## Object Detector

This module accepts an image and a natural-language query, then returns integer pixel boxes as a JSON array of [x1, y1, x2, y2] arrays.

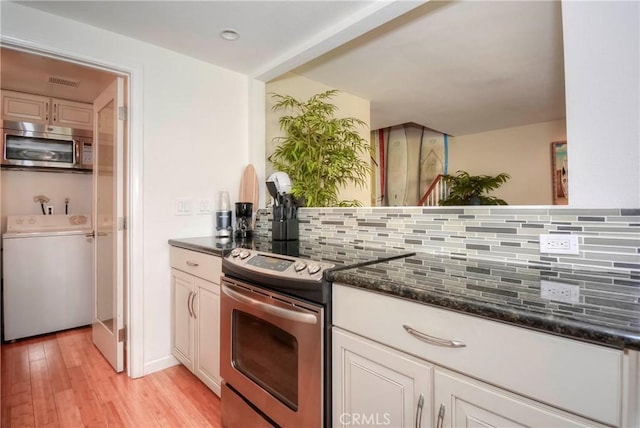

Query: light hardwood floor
[[1, 326, 222, 427]]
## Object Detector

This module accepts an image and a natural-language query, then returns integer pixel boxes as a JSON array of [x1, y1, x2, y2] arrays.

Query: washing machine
[[2, 214, 93, 341]]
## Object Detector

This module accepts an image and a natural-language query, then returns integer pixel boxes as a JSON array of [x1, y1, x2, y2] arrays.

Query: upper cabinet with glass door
[[1, 90, 93, 130]]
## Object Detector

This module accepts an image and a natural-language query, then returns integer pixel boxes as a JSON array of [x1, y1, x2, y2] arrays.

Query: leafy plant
[[268, 89, 371, 207], [439, 170, 511, 206]]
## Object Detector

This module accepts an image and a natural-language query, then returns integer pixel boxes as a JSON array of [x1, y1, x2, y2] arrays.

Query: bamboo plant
[[268, 90, 371, 207]]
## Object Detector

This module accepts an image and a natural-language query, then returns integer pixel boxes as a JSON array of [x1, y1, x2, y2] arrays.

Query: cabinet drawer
[[170, 247, 221, 284], [332, 284, 623, 426]]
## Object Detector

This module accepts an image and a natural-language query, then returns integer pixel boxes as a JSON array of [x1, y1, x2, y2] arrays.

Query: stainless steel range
[[220, 247, 335, 428]]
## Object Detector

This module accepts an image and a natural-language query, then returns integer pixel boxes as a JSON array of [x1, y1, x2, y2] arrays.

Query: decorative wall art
[[371, 123, 448, 206], [551, 141, 568, 205]]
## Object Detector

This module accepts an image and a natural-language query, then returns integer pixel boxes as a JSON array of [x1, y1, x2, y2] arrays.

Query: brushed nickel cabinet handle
[[415, 393, 425, 428], [186, 291, 194, 317], [436, 403, 445, 428], [191, 290, 197, 319], [403, 324, 466, 348], [186, 260, 199, 267]]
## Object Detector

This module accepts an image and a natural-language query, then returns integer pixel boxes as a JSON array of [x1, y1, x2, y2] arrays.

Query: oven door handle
[[222, 284, 318, 325]]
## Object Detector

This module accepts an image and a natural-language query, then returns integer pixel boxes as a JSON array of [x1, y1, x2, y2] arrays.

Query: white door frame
[[1, 35, 145, 378]]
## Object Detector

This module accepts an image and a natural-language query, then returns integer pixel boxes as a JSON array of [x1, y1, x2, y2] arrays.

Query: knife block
[[271, 218, 299, 241]]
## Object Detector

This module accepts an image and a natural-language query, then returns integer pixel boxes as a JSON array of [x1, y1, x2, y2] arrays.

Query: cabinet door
[[2, 90, 49, 123], [171, 268, 195, 370], [194, 278, 221, 396], [333, 328, 432, 428], [52, 98, 93, 129], [434, 368, 608, 428]]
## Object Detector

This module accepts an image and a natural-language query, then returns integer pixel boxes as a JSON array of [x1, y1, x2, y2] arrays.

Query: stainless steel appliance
[[221, 248, 335, 428], [234, 202, 253, 238], [216, 191, 233, 238], [1, 120, 92, 172]]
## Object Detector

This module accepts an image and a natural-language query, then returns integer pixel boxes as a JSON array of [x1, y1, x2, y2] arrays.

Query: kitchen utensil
[[239, 164, 259, 207], [266, 181, 278, 203], [266, 172, 292, 195]]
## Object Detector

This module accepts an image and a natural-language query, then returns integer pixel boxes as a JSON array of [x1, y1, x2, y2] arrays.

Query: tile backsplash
[[256, 207, 640, 331], [256, 207, 640, 273]]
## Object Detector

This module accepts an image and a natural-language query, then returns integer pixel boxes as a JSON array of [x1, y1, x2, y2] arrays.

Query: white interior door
[[92, 76, 125, 372]]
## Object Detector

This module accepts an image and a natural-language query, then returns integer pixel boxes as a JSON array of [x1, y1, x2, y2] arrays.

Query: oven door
[[221, 277, 324, 428]]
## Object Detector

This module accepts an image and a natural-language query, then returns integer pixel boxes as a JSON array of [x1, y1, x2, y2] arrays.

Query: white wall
[[1, 170, 92, 232], [266, 73, 371, 206], [449, 120, 567, 206], [1, 3, 251, 374], [562, 1, 639, 208]]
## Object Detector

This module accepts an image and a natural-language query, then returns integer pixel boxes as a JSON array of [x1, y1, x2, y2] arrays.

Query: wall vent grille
[[48, 76, 80, 88]]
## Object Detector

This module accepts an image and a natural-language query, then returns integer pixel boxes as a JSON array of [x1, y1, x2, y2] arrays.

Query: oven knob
[[307, 264, 321, 275], [294, 261, 307, 272], [239, 250, 251, 259], [230, 248, 241, 258]]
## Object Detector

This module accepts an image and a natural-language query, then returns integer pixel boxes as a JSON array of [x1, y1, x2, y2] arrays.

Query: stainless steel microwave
[[1, 120, 92, 172]]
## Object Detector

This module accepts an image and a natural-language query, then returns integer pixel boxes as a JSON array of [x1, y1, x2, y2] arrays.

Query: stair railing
[[418, 174, 449, 206]]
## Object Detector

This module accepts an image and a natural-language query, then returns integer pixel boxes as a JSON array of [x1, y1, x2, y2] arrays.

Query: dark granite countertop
[[169, 236, 640, 350], [328, 252, 640, 351], [168, 236, 237, 256], [168, 235, 414, 268]]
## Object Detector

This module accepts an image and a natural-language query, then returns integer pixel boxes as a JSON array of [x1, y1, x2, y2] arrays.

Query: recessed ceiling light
[[220, 29, 239, 41]]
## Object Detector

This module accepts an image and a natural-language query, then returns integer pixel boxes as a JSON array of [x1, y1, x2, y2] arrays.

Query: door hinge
[[118, 327, 126, 343], [117, 217, 127, 231], [118, 106, 128, 120]]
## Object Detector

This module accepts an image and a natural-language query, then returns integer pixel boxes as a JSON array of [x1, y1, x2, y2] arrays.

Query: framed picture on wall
[[551, 141, 568, 205]]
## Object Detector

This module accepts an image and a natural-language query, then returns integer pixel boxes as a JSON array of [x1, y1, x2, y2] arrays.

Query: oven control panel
[[225, 248, 334, 281]]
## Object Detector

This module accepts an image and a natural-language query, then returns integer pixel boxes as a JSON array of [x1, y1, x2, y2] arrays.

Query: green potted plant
[[268, 90, 371, 207], [439, 170, 510, 205]]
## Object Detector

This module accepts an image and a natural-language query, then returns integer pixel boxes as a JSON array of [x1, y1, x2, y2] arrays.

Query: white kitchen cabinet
[[172, 268, 196, 368], [332, 283, 635, 428], [52, 98, 93, 129], [333, 327, 432, 428], [434, 368, 607, 428], [170, 246, 222, 396], [2, 90, 49, 123], [192, 278, 220, 393], [2, 90, 93, 129]]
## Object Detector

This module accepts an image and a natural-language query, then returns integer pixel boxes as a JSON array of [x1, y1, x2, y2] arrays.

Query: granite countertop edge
[[329, 270, 640, 351], [168, 238, 230, 257]]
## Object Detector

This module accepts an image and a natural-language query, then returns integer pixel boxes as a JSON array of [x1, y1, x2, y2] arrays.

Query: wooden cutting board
[[238, 164, 259, 209]]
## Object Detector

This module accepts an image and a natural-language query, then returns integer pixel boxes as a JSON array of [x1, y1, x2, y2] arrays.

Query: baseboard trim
[[143, 354, 180, 376]]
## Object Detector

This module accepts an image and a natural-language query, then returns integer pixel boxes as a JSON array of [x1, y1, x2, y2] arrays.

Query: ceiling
[[4, 0, 565, 136]]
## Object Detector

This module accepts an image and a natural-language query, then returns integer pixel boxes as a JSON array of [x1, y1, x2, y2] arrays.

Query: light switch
[[197, 198, 213, 215], [174, 198, 193, 216]]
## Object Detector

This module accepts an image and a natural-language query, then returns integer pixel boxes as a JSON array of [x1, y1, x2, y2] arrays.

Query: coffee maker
[[234, 202, 253, 239]]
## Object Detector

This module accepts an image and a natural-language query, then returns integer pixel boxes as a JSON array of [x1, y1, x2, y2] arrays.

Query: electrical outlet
[[46, 205, 54, 215], [539, 234, 579, 255], [173, 198, 193, 216], [540, 280, 580, 304]]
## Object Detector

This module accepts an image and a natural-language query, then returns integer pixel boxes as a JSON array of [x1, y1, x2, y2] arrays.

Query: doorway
[[0, 45, 134, 374]]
